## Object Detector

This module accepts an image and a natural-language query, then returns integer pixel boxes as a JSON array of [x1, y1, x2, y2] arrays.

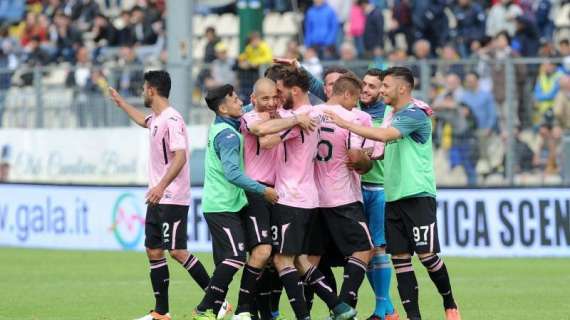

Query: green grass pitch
[[1, 248, 569, 319]]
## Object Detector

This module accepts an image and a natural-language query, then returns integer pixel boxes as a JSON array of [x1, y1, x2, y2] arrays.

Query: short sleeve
[[167, 117, 187, 151], [391, 108, 427, 137], [280, 126, 301, 141], [144, 114, 153, 127]]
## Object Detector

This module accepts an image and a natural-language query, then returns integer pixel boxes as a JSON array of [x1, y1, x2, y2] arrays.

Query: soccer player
[[312, 74, 375, 309], [109, 70, 211, 320], [324, 67, 462, 320], [251, 68, 356, 320], [357, 69, 399, 320], [233, 78, 282, 320], [193, 84, 280, 320]]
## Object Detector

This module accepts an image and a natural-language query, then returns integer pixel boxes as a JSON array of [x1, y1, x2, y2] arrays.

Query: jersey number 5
[[316, 127, 334, 162]]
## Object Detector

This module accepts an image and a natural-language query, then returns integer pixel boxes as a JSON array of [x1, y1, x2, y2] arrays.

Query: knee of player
[[168, 249, 187, 262], [250, 244, 272, 263], [146, 247, 165, 260]]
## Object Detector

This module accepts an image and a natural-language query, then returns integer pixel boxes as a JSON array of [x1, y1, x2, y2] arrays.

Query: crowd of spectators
[[1, 0, 570, 183]]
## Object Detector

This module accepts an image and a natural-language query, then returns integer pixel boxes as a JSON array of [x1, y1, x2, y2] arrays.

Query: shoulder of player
[[214, 128, 241, 147], [395, 106, 428, 122]]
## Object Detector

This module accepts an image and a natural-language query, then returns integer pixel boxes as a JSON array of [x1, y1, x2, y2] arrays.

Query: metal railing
[[0, 57, 569, 187]]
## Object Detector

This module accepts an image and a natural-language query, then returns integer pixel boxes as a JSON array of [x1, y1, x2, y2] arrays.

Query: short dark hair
[[332, 74, 362, 96], [496, 30, 511, 45], [205, 84, 234, 113], [323, 66, 350, 81], [264, 64, 287, 82], [281, 67, 310, 92], [144, 70, 171, 98], [364, 68, 385, 81], [384, 66, 414, 88], [560, 39, 569, 46]]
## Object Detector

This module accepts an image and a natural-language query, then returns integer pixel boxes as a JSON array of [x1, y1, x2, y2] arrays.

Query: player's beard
[[282, 92, 294, 110], [144, 96, 152, 108], [361, 91, 382, 106]]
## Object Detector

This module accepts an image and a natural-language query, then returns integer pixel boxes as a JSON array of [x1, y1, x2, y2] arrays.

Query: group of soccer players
[[110, 61, 463, 320]]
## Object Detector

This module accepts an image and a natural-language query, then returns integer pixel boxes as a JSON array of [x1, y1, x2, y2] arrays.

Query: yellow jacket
[[239, 41, 273, 66]]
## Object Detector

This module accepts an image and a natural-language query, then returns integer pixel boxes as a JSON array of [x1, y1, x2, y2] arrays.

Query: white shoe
[[231, 312, 252, 320], [217, 300, 232, 320], [134, 311, 171, 320]]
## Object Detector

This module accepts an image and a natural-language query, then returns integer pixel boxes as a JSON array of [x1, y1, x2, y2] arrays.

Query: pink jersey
[[274, 105, 320, 209], [314, 104, 364, 207], [352, 108, 376, 150], [240, 110, 279, 185], [145, 107, 190, 205]]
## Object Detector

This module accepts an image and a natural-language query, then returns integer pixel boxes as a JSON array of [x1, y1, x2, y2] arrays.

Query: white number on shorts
[[271, 226, 278, 241], [162, 223, 170, 239], [412, 226, 429, 243]]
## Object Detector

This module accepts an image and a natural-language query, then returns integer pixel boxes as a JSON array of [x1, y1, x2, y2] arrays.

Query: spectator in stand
[[20, 36, 51, 86], [453, 0, 486, 58], [347, 0, 367, 58], [389, 0, 414, 54], [284, 38, 302, 61], [363, 0, 384, 58], [43, 0, 65, 19], [551, 75, 570, 174], [461, 71, 498, 174], [74, 0, 100, 32], [412, 0, 449, 53], [304, 0, 339, 60], [92, 14, 118, 48], [52, 12, 82, 63], [211, 42, 237, 87], [368, 46, 388, 70], [237, 32, 273, 104], [558, 39, 570, 75], [535, 0, 555, 43], [437, 44, 465, 81], [410, 39, 435, 90], [534, 59, 563, 125], [203, 26, 219, 63], [0, 0, 25, 25], [328, 0, 351, 45], [19, 12, 48, 48], [0, 34, 18, 127], [114, 45, 144, 97], [339, 41, 367, 76], [131, 6, 158, 45], [66, 46, 100, 127], [265, 0, 291, 12], [434, 79, 479, 185], [486, 0, 523, 37], [116, 10, 135, 46], [301, 47, 323, 79], [512, 15, 540, 58]]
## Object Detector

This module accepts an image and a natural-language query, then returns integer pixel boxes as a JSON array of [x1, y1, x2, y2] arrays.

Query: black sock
[[279, 266, 309, 319], [181, 254, 211, 290], [269, 266, 283, 314], [392, 257, 421, 319], [320, 264, 338, 294], [197, 258, 245, 314], [256, 268, 273, 320], [303, 281, 315, 312], [236, 264, 263, 314], [150, 258, 170, 315], [340, 256, 367, 308], [304, 265, 340, 310], [420, 254, 457, 310]]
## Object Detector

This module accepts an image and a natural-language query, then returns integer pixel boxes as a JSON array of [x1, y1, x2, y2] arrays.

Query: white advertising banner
[[0, 185, 569, 257], [0, 126, 208, 184], [0, 184, 211, 252]]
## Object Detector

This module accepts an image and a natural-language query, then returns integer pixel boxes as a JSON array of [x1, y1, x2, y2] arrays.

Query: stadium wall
[[0, 183, 568, 257]]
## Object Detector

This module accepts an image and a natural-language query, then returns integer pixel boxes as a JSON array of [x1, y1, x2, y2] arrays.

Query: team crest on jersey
[[153, 126, 158, 136], [238, 242, 245, 251], [262, 230, 268, 238], [226, 133, 236, 139]]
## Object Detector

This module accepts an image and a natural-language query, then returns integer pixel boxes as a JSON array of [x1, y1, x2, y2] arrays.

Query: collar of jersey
[[359, 100, 386, 119], [215, 115, 241, 130]]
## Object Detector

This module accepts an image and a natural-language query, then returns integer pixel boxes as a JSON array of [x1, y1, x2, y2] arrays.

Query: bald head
[[252, 78, 279, 113]]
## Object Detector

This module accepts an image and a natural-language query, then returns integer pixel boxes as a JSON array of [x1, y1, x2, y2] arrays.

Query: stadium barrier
[[0, 183, 568, 257]]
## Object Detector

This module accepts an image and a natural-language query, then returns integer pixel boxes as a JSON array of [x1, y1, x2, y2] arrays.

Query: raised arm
[[108, 87, 148, 128]]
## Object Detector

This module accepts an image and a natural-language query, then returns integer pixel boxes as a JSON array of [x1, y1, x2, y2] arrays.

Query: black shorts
[[385, 197, 440, 255], [205, 212, 247, 265], [271, 204, 314, 255], [145, 204, 189, 250], [321, 202, 374, 256], [303, 209, 328, 256], [242, 191, 273, 251]]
